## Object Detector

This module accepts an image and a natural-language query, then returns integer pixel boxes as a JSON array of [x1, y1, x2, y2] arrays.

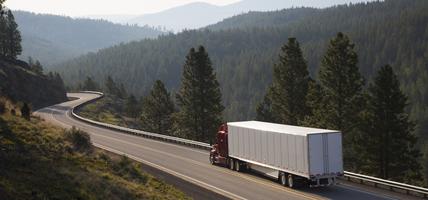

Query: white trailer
[[226, 121, 343, 187]]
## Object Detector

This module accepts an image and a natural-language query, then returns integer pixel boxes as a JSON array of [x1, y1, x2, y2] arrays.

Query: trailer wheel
[[287, 174, 294, 188], [229, 158, 235, 170], [235, 160, 240, 172], [279, 172, 287, 186]]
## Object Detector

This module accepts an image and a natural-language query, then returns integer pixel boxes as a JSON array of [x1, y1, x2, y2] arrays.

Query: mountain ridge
[[14, 11, 164, 66], [126, 0, 376, 32]]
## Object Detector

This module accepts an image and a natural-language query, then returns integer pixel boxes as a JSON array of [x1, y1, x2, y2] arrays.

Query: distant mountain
[[14, 11, 163, 66], [126, 0, 376, 32], [84, 14, 138, 24], [127, 2, 225, 32]]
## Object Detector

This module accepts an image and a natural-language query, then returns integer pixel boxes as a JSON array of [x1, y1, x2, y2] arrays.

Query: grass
[[78, 95, 141, 129], [0, 109, 190, 200]]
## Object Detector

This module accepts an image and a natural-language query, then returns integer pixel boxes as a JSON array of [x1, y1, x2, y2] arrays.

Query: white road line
[[94, 143, 248, 200], [338, 183, 399, 200], [45, 103, 248, 200]]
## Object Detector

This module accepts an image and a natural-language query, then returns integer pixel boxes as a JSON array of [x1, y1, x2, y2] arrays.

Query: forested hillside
[[0, 59, 67, 109], [0, 5, 67, 109], [14, 11, 163, 66], [53, 0, 428, 140], [205, 7, 317, 31]]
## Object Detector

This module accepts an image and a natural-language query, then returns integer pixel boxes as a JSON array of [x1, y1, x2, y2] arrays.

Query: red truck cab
[[209, 124, 229, 165]]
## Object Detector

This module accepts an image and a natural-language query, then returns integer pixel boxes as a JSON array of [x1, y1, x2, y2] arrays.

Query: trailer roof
[[227, 121, 340, 136]]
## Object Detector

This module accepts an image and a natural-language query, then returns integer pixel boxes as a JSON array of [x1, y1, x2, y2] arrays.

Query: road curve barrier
[[71, 91, 211, 150], [71, 91, 428, 199], [344, 171, 428, 198]]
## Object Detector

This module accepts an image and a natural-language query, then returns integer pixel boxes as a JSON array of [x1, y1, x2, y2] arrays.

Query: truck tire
[[235, 160, 240, 172], [287, 174, 294, 188], [279, 172, 287, 186], [209, 155, 215, 165], [229, 158, 235, 170]]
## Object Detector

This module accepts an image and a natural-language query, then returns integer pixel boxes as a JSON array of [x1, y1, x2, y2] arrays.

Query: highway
[[36, 93, 422, 200]]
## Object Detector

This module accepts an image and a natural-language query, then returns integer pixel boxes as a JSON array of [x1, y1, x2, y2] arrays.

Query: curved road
[[36, 93, 421, 200]]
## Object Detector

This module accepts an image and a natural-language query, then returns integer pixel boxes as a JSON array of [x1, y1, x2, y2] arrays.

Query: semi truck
[[209, 121, 343, 188]]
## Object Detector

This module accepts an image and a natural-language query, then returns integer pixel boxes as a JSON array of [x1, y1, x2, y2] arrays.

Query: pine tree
[[104, 76, 118, 95], [117, 83, 127, 99], [82, 77, 99, 91], [260, 38, 311, 125], [357, 65, 421, 182], [301, 79, 324, 127], [126, 94, 140, 119], [175, 46, 224, 142], [4, 10, 21, 59], [53, 73, 65, 91], [256, 87, 278, 122], [0, 1, 6, 57], [29, 59, 43, 74], [316, 32, 365, 169], [141, 80, 175, 134]]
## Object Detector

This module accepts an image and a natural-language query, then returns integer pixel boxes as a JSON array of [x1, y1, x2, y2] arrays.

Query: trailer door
[[308, 133, 343, 176]]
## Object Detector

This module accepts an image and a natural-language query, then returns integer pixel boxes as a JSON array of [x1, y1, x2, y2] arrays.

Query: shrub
[[98, 153, 111, 163], [0, 99, 5, 114], [113, 156, 148, 184], [65, 127, 92, 153], [21, 103, 31, 120]]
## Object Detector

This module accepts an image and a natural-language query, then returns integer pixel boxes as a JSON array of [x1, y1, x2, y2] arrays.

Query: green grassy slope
[[0, 104, 190, 200]]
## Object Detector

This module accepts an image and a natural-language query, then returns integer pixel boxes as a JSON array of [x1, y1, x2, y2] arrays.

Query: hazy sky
[[4, 0, 241, 16]]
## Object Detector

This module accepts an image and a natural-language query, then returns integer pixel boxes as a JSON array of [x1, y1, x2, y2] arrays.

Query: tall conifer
[[316, 32, 365, 169], [175, 46, 224, 142], [82, 77, 99, 91], [4, 10, 21, 59], [126, 94, 140, 119], [274, 38, 310, 125], [358, 65, 421, 181], [256, 87, 277, 122], [256, 38, 310, 125], [141, 80, 174, 134], [105, 76, 118, 95], [0, 0, 7, 57]]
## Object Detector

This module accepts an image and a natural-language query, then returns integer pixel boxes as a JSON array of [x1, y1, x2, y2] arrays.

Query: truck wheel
[[209, 155, 215, 165], [229, 158, 235, 170], [235, 160, 240, 172], [279, 172, 287, 186], [287, 174, 294, 188]]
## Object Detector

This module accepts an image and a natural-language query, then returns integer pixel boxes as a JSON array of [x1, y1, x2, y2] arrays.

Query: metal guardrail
[[71, 91, 428, 198], [343, 171, 428, 198], [71, 91, 211, 151]]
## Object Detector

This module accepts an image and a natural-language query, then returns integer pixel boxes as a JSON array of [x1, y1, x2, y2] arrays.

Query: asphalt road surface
[[35, 93, 423, 200]]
